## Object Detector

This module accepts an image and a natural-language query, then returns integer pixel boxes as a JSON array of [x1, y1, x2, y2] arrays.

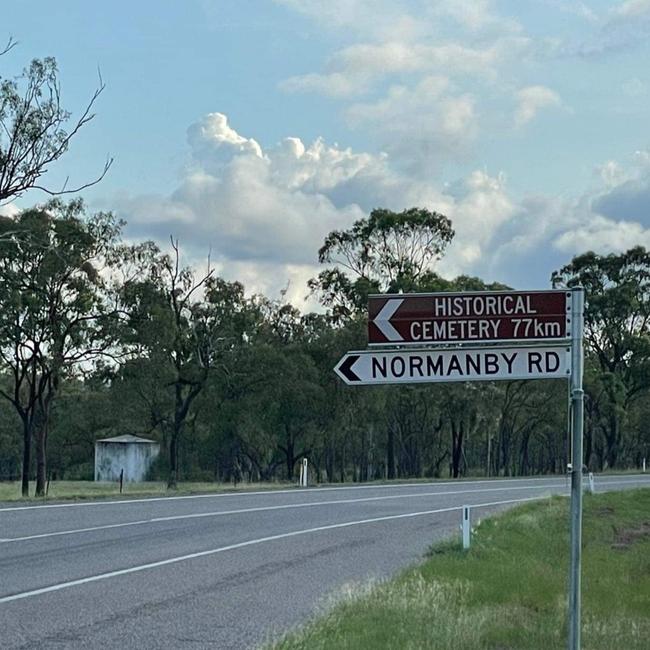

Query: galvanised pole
[[568, 286, 585, 650]]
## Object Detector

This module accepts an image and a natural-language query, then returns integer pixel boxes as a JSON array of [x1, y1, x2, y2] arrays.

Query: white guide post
[[568, 287, 585, 650], [462, 505, 471, 550], [300, 458, 308, 487]]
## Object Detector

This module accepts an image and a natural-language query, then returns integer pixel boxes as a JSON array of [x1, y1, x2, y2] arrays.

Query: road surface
[[1, 474, 649, 649]]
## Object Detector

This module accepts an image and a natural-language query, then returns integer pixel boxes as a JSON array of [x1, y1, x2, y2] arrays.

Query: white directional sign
[[334, 345, 571, 386]]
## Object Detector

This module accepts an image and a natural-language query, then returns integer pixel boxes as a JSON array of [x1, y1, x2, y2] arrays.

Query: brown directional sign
[[368, 290, 571, 346]]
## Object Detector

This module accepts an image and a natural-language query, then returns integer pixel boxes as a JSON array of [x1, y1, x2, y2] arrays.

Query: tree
[[122, 240, 241, 488], [0, 200, 125, 495], [552, 247, 650, 468], [309, 207, 454, 320], [0, 41, 111, 203]]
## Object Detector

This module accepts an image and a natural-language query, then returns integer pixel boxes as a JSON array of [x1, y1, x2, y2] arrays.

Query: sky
[[2, 0, 650, 309]]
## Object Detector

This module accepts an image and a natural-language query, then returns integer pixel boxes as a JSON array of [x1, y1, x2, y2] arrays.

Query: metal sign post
[[568, 287, 585, 650]]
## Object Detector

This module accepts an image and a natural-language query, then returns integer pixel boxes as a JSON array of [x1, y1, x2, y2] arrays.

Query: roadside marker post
[[334, 287, 584, 650], [299, 458, 309, 487], [462, 506, 471, 550], [587, 472, 595, 494]]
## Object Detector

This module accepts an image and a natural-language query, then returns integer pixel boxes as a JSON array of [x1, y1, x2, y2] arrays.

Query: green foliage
[[553, 247, 650, 468], [310, 207, 454, 320], [0, 201, 649, 493], [0, 47, 110, 202], [0, 200, 125, 494]]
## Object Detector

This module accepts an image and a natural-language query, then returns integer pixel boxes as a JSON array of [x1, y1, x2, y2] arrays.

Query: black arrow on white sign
[[336, 354, 361, 383]]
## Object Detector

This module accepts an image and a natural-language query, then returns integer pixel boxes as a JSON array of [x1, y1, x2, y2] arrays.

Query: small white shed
[[94, 435, 160, 482]]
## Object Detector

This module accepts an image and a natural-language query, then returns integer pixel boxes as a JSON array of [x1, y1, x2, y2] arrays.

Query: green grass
[[1, 472, 644, 503], [0, 479, 295, 502], [270, 489, 650, 650]]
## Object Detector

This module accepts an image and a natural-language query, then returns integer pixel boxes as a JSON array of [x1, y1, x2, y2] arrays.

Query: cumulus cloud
[[114, 112, 650, 306], [514, 85, 563, 127]]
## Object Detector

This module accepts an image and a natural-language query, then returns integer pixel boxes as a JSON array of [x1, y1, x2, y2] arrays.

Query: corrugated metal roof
[[95, 434, 158, 444]]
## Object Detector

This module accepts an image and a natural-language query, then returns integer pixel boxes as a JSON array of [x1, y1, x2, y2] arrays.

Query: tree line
[[1, 46, 649, 496], [0, 201, 649, 496]]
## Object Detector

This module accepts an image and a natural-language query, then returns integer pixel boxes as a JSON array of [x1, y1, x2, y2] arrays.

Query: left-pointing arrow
[[335, 354, 361, 383], [374, 298, 404, 342]]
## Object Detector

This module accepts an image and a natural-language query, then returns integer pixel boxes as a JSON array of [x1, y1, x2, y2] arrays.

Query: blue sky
[[3, 0, 650, 307]]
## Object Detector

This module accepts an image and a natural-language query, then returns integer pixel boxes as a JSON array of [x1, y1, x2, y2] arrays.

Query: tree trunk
[[451, 421, 464, 479], [21, 419, 31, 497], [285, 439, 295, 481], [605, 413, 620, 468], [387, 427, 396, 479], [35, 427, 47, 497], [168, 433, 179, 489]]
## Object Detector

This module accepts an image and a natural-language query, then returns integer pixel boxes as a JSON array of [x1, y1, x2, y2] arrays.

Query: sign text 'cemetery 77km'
[[335, 287, 585, 650]]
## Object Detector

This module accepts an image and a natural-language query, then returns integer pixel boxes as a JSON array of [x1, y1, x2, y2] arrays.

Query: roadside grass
[[0, 480, 295, 502], [0, 472, 645, 503], [270, 489, 650, 650]]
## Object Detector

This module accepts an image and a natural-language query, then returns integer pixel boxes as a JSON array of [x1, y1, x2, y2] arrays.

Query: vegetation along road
[[1, 475, 648, 649]]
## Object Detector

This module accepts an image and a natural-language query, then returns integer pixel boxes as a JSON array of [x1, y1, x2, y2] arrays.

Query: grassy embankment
[[1, 472, 645, 502], [0, 480, 295, 502], [271, 489, 650, 650]]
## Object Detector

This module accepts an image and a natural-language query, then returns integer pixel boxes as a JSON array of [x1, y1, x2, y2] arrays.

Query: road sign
[[339, 286, 585, 650], [334, 345, 571, 386], [368, 290, 570, 346]]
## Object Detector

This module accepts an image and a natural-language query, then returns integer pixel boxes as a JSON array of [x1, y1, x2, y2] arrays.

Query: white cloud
[[621, 77, 648, 97], [431, 0, 523, 33], [280, 72, 364, 97], [514, 85, 563, 127], [614, 0, 650, 18], [346, 77, 478, 172], [273, 0, 424, 40], [281, 41, 504, 98], [114, 112, 650, 305], [0, 202, 20, 217], [565, 0, 650, 55], [554, 216, 650, 253]]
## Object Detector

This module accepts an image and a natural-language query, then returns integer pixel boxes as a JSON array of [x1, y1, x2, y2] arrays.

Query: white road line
[[0, 495, 544, 604], [0, 476, 571, 512], [0, 484, 567, 543]]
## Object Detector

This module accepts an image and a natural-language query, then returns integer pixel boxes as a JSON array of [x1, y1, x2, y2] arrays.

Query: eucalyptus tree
[[121, 240, 248, 488], [552, 247, 650, 468], [0, 40, 111, 203], [309, 207, 454, 321], [0, 200, 125, 495]]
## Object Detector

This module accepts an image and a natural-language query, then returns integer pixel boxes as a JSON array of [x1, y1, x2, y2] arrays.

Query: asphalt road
[[1, 474, 649, 649]]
